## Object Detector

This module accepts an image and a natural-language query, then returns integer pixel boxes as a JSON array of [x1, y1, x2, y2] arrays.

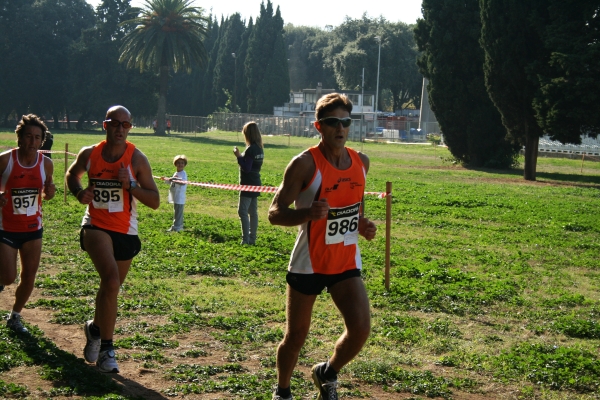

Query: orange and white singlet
[[81, 141, 138, 234], [0, 149, 46, 232], [288, 146, 366, 274]]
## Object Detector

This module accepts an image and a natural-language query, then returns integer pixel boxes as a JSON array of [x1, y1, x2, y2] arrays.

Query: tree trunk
[[52, 112, 60, 130], [523, 129, 539, 181], [155, 65, 169, 136], [76, 111, 89, 131]]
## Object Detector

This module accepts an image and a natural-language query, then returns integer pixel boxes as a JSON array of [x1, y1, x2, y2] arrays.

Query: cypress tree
[[532, 0, 600, 142], [480, 0, 548, 179], [245, 1, 289, 114], [212, 14, 245, 111], [254, 6, 289, 114], [236, 17, 253, 113], [414, 0, 520, 168], [199, 16, 222, 115], [255, 33, 290, 114]]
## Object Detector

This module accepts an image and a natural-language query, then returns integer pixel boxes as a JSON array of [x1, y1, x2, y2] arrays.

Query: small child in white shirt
[[167, 155, 188, 232]]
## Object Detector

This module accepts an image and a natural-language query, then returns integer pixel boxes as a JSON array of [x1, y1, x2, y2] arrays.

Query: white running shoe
[[97, 349, 119, 373], [83, 320, 101, 363], [6, 313, 28, 334]]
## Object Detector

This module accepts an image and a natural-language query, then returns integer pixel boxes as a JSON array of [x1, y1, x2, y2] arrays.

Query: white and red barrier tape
[[155, 176, 389, 198], [1, 147, 78, 157], [0, 147, 390, 197], [41, 150, 78, 156]]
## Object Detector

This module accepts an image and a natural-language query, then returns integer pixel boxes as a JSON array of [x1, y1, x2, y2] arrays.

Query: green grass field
[[0, 128, 599, 399]]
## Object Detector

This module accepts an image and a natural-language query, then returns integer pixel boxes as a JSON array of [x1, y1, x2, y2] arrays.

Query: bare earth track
[[0, 281, 495, 400]]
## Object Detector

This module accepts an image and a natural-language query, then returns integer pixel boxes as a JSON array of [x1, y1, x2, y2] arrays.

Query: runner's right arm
[[268, 152, 329, 227], [65, 147, 94, 204]]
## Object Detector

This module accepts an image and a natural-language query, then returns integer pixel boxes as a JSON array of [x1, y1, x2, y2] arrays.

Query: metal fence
[[209, 113, 429, 143], [134, 115, 212, 134], [538, 135, 600, 156], [44, 113, 437, 144]]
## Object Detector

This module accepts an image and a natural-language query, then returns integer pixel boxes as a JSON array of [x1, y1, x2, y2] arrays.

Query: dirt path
[[1, 284, 496, 400]]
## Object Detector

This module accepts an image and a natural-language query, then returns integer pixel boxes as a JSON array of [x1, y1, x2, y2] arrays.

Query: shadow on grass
[[171, 132, 301, 150], [2, 325, 166, 399], [466, 166, 600, 187]]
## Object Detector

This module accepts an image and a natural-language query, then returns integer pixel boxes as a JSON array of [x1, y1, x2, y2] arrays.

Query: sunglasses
[[104, 119, 133, 129], [318, 117, 352, 128]]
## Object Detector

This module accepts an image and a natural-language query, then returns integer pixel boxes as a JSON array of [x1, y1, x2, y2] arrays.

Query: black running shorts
[[80, 226, 141, 261], [286, 269, 361, 295]]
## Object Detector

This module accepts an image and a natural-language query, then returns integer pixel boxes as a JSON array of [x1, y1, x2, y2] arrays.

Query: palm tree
[[119, 0, 209, 135]]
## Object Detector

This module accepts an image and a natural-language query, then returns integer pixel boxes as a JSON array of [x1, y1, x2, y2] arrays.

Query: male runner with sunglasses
[[269, 93, 377, 400], [66, 105, 160, 373]]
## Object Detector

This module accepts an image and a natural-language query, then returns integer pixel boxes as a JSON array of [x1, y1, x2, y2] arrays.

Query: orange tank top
[[288, 146, 366, 274], [81, 141, 138, 234], [0, 150, 46, 232]]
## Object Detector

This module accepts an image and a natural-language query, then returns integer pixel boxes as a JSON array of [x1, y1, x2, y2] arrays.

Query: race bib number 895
[[90, 179, 124, 213], [325, 202, 361, 245]]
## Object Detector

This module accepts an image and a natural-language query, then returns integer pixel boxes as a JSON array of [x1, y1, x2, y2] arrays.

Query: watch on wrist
[[127, 180, 138, 192]]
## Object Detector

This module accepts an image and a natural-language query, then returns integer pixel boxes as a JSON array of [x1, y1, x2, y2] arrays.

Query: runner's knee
[[282, 329, 308, 352], [348, 320, 371, 342], [99, 274, 122, 294]]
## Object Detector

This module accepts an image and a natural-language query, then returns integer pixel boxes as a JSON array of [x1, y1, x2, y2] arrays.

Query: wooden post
[[64, 143, 69, 203], [385, 181, 392, 291]]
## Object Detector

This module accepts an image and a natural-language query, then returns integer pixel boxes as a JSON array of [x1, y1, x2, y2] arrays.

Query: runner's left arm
[[357, 152, 376, 240], [42, 156, 55, 200], [124, 149, 160, 210]]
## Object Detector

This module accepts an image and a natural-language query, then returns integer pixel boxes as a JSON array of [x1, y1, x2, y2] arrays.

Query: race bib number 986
[[90, 179, 124, 213], [11, 188, 39, 216], [325, 202, 361, 245]]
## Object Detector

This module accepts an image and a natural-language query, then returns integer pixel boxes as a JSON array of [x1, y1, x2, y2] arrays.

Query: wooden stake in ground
[[385, 181, 392, 291], [64, 143, 68, 203]]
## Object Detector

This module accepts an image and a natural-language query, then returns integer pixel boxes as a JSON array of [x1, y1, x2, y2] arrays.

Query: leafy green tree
[[324, 16, 421, 112], [69, 0, 157, 128], [0, 0, 95, 127], [480, 0, 548, 179], [284, 25, 336, 91], [37, 0, 96, 127], [382, 24, 422, 111], [414, 0, 520, 167], [119, 0, 209, 135], [0, 0, 39, 124]]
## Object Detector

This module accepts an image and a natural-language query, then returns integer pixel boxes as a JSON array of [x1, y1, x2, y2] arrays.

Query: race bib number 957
[[90, 179, 124, 213], [325, 202, 361, 246], [11, 188, 39, 216]]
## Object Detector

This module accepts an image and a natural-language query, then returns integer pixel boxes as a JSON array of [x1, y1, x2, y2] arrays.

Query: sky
[[85, 0, 423, 28]]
